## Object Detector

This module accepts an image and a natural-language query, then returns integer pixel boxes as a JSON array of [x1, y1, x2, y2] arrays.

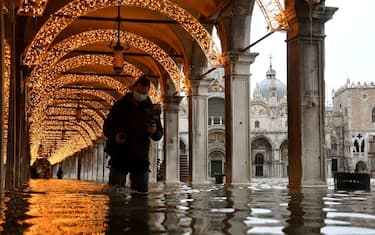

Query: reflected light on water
[[24, 180, 109, 234], [0, 178, 373, 234]]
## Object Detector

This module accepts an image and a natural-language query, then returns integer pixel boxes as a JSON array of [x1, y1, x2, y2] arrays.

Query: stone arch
[[250, 103, 272, 117], [280, 139, 288, 177], [355, 161, 367, 173], [254, 153, 264, 177], [251, 137, 272, 177], [208, 148, 225, 177], [26, 30, 183, 95], [23, 0, 221, 68]]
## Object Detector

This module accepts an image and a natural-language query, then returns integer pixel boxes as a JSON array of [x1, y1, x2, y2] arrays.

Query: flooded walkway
[[0, 178, 374, 234]]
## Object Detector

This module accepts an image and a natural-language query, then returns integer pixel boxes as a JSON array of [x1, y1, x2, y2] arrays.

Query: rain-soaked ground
[[0, 178, 374, 234]]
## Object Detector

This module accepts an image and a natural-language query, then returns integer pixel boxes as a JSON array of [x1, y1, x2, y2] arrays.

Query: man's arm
[[103, 99, 122, 137], [150, 119, 163, 141]]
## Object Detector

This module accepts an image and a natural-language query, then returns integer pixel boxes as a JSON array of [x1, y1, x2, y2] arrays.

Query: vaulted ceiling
[[17, 0, 227, 163]]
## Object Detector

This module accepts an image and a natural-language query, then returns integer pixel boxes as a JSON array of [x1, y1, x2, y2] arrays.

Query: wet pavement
[[0, 178, 374, 234]]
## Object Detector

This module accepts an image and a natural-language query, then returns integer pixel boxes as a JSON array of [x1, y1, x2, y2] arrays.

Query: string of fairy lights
[[22, 0, 222, 68], [27, 30, 188, 98], [21, 0, 287, 164], [19, 0, 222, 164], [26, 31, 183, 163], [2, 41, 10, 163]]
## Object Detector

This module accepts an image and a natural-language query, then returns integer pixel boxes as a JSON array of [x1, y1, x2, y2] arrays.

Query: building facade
[[326, 80, 375, 177], [177, 63, 289, 181]]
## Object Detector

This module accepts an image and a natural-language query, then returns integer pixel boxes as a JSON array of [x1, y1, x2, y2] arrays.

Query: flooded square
[[0, 178, 374, 234]]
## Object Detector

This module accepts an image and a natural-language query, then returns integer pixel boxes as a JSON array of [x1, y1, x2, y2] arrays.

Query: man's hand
[[115, 132, 127, 144]]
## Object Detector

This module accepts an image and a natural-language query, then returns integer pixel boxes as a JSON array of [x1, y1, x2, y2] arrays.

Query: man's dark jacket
[[103, 93, 163, 173]]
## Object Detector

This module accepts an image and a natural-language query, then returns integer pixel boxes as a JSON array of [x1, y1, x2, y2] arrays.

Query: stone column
[[149, 140, 158, 183], [224, 52, 257, 184], [285, 1, 337, 188], [96, 138, 105, 183], [189, 79, 210, 184], [163, 95, 182, 183]]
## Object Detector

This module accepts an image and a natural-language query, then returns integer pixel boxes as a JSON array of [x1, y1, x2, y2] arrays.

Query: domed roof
[[254, 64, 286, 99]]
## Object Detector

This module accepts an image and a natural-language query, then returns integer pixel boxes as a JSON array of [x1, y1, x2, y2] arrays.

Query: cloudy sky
[[249, 0, 375, 103]]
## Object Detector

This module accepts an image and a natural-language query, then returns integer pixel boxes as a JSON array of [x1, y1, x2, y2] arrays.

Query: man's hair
[[134, 75, 150, 88]]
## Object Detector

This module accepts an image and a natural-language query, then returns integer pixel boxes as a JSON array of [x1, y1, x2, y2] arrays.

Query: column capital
[[222, 51, 258, 65], [286, 4, 338, 39], [164, 95, 183, 104], [94, 137, 105, 146], [222, 51, 258, 78], [190, 79, 212, 96], [164, 95, 183, 112]]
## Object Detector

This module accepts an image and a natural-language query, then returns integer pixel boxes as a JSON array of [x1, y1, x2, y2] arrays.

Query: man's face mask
[[133, 90, 148, 102]]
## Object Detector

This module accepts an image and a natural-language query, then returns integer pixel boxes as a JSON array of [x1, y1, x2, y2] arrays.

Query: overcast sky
[[249, 0, 375, 103]]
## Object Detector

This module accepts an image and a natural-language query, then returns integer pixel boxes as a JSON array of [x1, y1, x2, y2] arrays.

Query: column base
[[301, 179, 327, 188], [191, 180, 210, 184]]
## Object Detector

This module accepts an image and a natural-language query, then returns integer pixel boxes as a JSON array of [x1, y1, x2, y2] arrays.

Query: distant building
[[250, 63, 288, 177], [326, 79, 375, 177], [176, 68, 375, 182], [196, 62, 288, 180]]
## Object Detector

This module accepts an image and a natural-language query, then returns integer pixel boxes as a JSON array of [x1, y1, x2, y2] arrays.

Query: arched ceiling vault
[[22, 0, 228, 163]]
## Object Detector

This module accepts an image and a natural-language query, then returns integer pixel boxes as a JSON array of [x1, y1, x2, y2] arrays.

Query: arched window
[[255, 120, 260, 128], [372, 107, 375, 123]]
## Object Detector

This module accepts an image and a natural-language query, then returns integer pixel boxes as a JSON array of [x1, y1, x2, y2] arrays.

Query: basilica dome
[[254, 65, 286, 99]]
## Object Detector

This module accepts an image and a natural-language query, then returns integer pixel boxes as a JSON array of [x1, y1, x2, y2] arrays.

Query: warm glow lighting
[[29, 88, 112, 162], [26, 30, 188, 94], [113, 43, 125, 74], [28, 53, 142, 107], [256, 0, 288, 32], [24, 0, 227, 162], [17, 0, 48, 16], [23, 0, 222, 68], [2, 41, 10, 164]]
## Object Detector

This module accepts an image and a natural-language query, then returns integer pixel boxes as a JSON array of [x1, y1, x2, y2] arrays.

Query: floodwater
[[0, 178, 374, 234]]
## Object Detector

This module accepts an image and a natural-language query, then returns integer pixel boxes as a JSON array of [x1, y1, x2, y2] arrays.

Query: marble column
[[96, 138, 105, 183], [189, 79, 210, 184], [224, 52, 257, 184], [285, 1, 337, 188], [149, 140, 158, 183], [164, 95, 182, 183]]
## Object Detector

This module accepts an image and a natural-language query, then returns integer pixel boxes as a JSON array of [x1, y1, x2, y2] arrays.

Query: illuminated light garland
[[29, 54, 159, 150], [37, 120, 93, 155], [46, 105, 105, 131], [23, 0, 222, 68], [17, 0, 49, 16], [31, 116, 99, 163], [30, 87, 114, 130], [28, 54, 142, 107], [255, 0, 288, 32], [29, 88, 113, 156], [54, 74, 128, 99], [43, 118, 95, 144], [2, 41, 10, 163], [30, 128, 92, 164], [26, 29, 185, 95], [48, 136, 91, 164]]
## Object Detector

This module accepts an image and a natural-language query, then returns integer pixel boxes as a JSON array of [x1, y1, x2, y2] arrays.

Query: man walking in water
[[103, 75, 163, 192]]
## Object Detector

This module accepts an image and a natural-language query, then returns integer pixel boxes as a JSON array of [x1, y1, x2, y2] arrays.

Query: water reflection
[[0, 178, 373, 234]]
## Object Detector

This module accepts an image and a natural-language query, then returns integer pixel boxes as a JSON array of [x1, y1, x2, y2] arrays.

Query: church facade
[[176, 71, 375, 182], [177, 63, 289, 181]]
